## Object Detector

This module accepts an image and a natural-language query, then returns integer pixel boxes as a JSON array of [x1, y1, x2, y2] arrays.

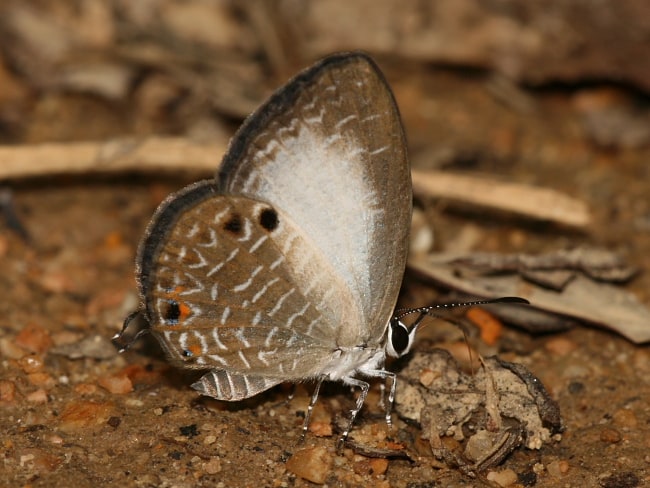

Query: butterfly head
[[385, 316, 422, 358], [386, 296, 530, 358]]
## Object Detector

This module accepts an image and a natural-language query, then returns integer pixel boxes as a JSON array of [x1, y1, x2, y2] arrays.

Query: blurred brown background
[[1, 2, 649, 487]]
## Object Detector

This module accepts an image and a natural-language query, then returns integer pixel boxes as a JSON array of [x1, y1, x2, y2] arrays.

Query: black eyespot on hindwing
[[164, 300, 181, 324], [259, 207, 279, 232], [224, 213, 242, 234]]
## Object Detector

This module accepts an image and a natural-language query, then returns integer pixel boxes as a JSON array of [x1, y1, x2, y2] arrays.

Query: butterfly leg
[[300, 378, 324, 443], [272, 383, 296, 409], [337, 377, 370, 450], [381, 371, 396, 428]]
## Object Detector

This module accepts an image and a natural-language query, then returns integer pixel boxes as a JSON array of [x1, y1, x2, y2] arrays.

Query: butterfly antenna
[[393, 297, 528, 375], [394, 296, 529, 322]]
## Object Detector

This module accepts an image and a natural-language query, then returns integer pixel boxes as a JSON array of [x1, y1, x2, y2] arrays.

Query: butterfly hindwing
[[141, 191, 359, 393]]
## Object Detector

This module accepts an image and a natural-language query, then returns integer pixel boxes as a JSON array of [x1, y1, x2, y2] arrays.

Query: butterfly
[[115, 52, 415, 445]]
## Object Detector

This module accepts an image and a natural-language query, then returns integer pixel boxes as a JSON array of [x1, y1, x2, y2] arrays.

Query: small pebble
[[547, 459, 570, 477], [98, 373, 133, 394], [37, 269, 75, 294], [48, 435, 64, 445], [203, 457, 222, 474], [600, 427, 622, 443], [0, 380, 17, 403], [58, 401, 113, 432], [27, 372, 56, 388], [419, 368, 436, 387], [309, 421, 333, 437], [15, 324, 53, 354], [18, 355, 45, 373], [17, 448, 62, 473], [74, 383, 98, 395], [286, 446, 333, 484], [612, 409, 638, 428], [203, 435, 216, 445], [486, 468, 518, 487], [26, 389, 48, 403], [0, 337, 27, 359], [353, 457, 389, 477], [544, 336, 578, 356]]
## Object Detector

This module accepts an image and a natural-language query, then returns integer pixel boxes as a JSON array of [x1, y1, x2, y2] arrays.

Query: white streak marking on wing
[[188, 249, 207, 268], [323, 133, 342, 147], [346, 146, 364, 158], [252, 277, 280, 303], [335, 114, 357, 129], [220, 306, 230, 325], [269, 288, 295, 317], [287, 303, 310, 327], [210, 283, 218, 301], [305, 318, 319, 336], [361, 113, 380, 123], [163, 330, 173, 343], [226, 371, 235, 395], [257, 350, 269, 366], [197, 228, 217, 248], [238, 350, 251, 369], [252, 311, 262, 326], [304, 107, 325, 124], [207, 248, 239, 277], [235, 328, 251, 348], [193, 330, 208, 354], [258, 349, 276, 367], [211, 328, 227, 350], [233, 265, 263, 292], [208, 354, 228, 366], [264, 327, 278, 348], [177, 246, 187, 261], [285, 333, 298, 347], [237, 218, 252, 242], [187, 222, 200, 238], [249, 235, 268, 253], [370, 145, 389, 155], [213, 208, 229, 224], [179, 272, 204, 295], [179, 332, 188, 351], [270, 254, 284, 270]]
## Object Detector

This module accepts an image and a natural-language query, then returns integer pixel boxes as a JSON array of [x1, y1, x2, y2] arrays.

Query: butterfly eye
[[386, 319, 411, 358]]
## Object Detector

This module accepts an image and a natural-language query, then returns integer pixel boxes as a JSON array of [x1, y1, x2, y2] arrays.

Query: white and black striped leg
[[300, 378, 323, 443], [338, 377, 370, 449], [382, 371, 397, 428]]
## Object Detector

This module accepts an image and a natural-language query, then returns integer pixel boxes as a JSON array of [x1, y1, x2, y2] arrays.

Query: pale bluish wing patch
[[218, 54, 411, 343]]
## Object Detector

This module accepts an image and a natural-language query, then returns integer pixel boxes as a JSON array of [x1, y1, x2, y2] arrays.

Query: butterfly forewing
[[218, 54, 411, 343]]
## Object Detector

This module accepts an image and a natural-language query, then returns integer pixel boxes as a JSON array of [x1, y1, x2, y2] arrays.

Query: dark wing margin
[[216, 52, 385, 190], [135, 180, 217, 322]]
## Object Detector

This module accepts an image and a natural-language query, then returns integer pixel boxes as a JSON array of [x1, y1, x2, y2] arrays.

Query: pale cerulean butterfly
[[116, 52, 432, 445]]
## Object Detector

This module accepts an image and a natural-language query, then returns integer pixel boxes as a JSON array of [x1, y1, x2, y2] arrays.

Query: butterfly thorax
[[320, 342, 386, 382]]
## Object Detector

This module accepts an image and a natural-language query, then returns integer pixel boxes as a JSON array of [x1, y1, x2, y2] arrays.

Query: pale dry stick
[[0, 139, 591, 230], [0, 136, 227, 179], [411, 168, 592, 228]]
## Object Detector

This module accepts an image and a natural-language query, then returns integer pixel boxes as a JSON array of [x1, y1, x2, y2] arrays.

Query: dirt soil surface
[[2, 3, 650, 488]]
